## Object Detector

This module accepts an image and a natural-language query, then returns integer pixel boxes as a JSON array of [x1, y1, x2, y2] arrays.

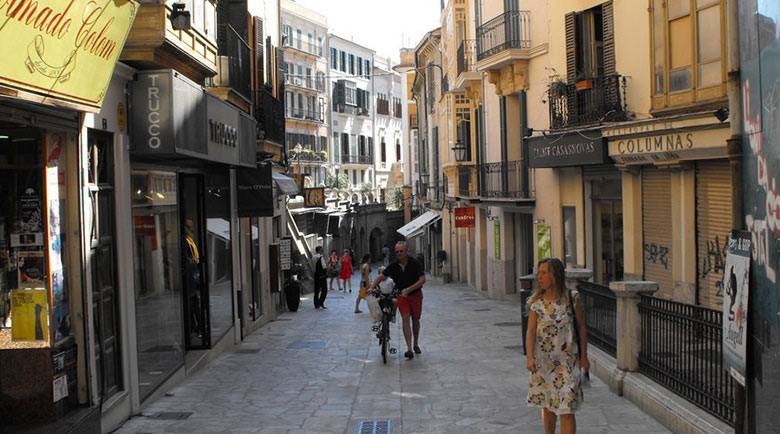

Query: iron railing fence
[[215, 24, 252, 101], [476, 11, 531, 61], [255, 90, 285, 143], [286, 108, 324, 123], [457, 39, 477, 77], [287, 151, 326, 163], [548, 74, 627, 130], [341, 154, 373, 165], [576, 282, 617, 357], [457, 165, 477, 197], [638, 295, 735, 425], [477, 160, 534, 199]]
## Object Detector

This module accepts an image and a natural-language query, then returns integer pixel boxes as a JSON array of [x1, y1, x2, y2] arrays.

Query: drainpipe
[[725, 1, 745, 433]]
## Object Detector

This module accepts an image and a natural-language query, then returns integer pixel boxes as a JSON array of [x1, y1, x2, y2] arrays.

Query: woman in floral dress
[[525, 258, 589, 434]]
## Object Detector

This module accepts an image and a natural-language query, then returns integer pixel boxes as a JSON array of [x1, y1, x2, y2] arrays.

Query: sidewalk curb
[[589, 347, 731, 434]]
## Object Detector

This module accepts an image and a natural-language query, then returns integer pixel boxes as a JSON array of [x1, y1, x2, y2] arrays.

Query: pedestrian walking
[[311, 246, 328, 309], [368, 241, 425, 360], [355, 254, 371, 313], [525, 257, 589, 434], [381, 244, 390, 267], [327, 249, 340, 290], [339, 249, 353, 293]]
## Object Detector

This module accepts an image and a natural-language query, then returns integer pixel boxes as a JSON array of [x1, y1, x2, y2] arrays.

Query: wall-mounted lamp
[[533, 218, 545, 225], [452, 141, 468, 163], [486, 207, 498, 221], [170, 3, 191, 31]]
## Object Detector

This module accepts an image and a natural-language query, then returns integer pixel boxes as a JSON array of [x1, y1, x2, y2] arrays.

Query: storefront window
[[205, 173, 233, 341], [562, 206, 578, 267], [131, 170, 184, 400]]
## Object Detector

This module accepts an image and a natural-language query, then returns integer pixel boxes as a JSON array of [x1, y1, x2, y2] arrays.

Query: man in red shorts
[[369, 241, 426, 359]]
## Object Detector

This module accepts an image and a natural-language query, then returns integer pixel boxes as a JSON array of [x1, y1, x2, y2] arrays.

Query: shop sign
[[0, 0, 139, 111], [454, 206, 475, 228], [608, 126, 730, 165], [722, 230, 751, 386], [236, 165, 273, 217], [304, 187, 325, 208], [494, 221, 500, 259], [11, 289, 49, 341], [537, 224, 552, 260], [527, 134, 608, 168], [279, 237, 292, 271]]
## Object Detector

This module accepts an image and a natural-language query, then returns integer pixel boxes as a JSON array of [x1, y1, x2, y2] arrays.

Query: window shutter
[[254, 17, 264, 94], [565, 12, 576, 81], [602, 1, 616, 77], [335, 80, 345, 105]]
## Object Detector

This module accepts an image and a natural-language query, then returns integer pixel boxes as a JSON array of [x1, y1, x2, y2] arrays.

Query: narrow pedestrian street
[[112, 274, 669, 434]]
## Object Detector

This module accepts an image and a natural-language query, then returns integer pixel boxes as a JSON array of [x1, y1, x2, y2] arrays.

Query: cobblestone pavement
[[113, 274, 670, 434]]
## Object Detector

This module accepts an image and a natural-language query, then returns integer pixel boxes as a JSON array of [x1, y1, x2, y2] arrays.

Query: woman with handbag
[[338, 249, 353, 293], [327, 249, 340, 290], [525, 257, 589, 434]]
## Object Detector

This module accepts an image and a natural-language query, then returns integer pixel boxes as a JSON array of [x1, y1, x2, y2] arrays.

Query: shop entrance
[[179, 174, 210, 349], [591, 178, 623, 284]]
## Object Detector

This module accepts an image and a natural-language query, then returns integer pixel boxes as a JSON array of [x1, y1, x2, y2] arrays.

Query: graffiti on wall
[[643, 243, 670, 269]]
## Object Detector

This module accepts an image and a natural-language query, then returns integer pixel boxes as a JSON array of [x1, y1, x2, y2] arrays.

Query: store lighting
[[452, 141, 467, 162], [170, 3, 191, 31]]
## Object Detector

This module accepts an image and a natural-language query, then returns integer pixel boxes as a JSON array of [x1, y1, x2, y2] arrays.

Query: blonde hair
[[528, 258, 567, 305]]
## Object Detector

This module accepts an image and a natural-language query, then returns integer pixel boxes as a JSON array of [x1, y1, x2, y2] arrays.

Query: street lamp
[[452, 141, 468, 163]]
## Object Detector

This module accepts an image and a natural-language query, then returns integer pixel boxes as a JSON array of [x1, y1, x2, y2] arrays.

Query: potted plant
[[574, 75, 594, 91], [318, 150, 328, 161], [549, 78, 568, 98]]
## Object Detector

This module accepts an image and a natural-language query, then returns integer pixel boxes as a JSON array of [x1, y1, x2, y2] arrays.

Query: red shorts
[[396, 292, 423, 320]]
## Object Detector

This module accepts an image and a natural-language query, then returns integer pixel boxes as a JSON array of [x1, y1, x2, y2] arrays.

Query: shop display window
[[131, 170, 184, 400], [205, 173, 233, 342], [0, 129, 72, 349]]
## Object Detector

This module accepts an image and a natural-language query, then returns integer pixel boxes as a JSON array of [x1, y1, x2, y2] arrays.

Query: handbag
[[327, 263, 339, 278]]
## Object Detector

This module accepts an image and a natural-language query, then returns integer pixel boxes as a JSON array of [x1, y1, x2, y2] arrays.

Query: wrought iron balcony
[[548, 75, 627, 130], [287, 150, 327, 163], [255, 90, 285, 143], [477, 160, 534, 199], [286, 108, 324, 123], [341, 154, 373, 165], [457, 40, 477, 77], [476, 11, 531, 61], [214, 24, 252, 101], [457, 165, 477, 198]]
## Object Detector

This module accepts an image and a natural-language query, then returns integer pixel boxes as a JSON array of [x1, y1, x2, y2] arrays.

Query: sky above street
[[290, 0, 441, 63]]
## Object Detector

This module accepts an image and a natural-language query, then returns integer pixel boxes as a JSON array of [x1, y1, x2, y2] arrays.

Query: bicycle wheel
[[381, 314, 389, 364]]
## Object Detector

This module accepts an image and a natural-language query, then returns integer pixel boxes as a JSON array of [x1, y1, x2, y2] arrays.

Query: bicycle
[[370, 290, 399, 364]]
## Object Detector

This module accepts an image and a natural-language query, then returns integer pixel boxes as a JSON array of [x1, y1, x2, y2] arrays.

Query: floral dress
[[526, 293, 582, 414]]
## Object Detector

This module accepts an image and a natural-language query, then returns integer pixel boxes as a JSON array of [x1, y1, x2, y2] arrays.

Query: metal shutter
[[642, 166, 674, 297], [696, 160, 732, 309], [565, 13, 576, 81]]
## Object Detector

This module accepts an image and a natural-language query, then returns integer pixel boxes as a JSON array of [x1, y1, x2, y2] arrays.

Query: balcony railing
[[548, 74, 627, 129], [214, 24, 251, 100], [287, 151, 327, 163], [377, 98, 390, 116], [286, 108, 324, 123], [457, 39, 477, 77], [457, 165, 477, 197], [477, 160, 534, 199], [476, 11, 531, 61], [284, 75, 324, 93], [341, 154, 373, 165], [255, 90, 285, 144]]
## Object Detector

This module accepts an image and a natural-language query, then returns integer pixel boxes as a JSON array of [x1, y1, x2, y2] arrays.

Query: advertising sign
[[304, 187, 325, 208], [237, 166, 273, 217], [0, 0, 139, 110], [722, 230, 751, 385], [279, 237, 292, 271], [527, 134, 608, 168], [537, 224, 552, 260], [494, 221, 500, 260], [11, 290, 49, 341], [454, 207, 475, 228]]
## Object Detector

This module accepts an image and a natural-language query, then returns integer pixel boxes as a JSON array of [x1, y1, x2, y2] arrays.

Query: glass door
[[179, 174, 209, 349]]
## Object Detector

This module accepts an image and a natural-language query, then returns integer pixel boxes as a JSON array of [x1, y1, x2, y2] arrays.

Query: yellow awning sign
[[0, 0, 139, 110], [11, 290, 49, 342]]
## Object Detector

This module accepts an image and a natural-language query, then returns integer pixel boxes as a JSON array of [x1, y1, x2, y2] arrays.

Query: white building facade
[[372, 56, 406, 202]]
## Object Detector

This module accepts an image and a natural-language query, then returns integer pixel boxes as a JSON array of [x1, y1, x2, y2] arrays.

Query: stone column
[[564, 268, 593, 291], [610, 281, 659, 372]]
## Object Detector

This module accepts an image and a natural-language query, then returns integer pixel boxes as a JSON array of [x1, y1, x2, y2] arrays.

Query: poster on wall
[[18, 251, 45, 288], [494, 221, 500, 260], [537, 224, 552, 260], [722, 230, 751, 386], [46, 132, 70, 343], [10, 290, 49, 342], [279, 237, 292, 271]]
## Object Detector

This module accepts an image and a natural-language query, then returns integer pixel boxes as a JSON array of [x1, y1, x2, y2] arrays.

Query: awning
[[397, 210, 441, 239], [273, 171, 299, 195]]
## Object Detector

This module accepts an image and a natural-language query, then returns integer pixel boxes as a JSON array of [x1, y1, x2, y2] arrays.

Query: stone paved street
[[113, 274, 671, 434]]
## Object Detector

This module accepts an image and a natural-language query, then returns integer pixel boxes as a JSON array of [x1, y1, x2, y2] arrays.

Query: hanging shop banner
[[722, 230, 751, 386], [11, 290, 49, 342], [0, 0, 139, 111], [304, 187, 325, 208], [537, 224, 552, 260], [454, 207, 475, 228], [494, 221, 500, 259], [236, 165, 273, 217]]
